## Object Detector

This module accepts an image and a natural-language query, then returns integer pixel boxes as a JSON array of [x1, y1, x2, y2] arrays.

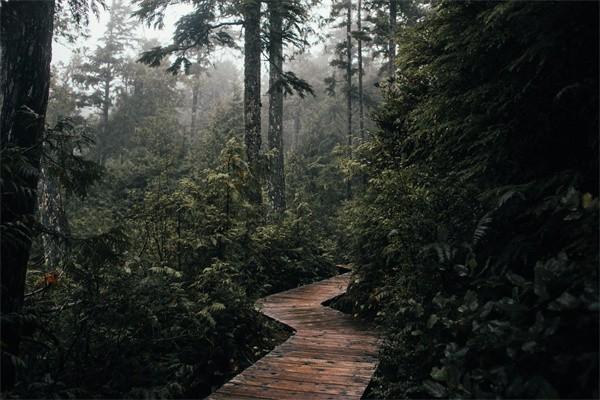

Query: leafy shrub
[[245, 202, 337, 295], [16, 234, 281, 399]]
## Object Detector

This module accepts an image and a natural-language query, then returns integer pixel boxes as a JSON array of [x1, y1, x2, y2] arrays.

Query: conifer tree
[[136, 0, 316, 207], [74, 0, 136, 161], [363, 0, 423, 76], [189, 52, 210, 134], [345, 0, 352, 198], [134, 0, 267, 201], [243, 0, 263, 205], [37, 69, 81, 271], [326, 0, 355, 198], [265, 0, 316, 213], [1, 2, 55, 390], [267, 0, 286, 212], [356, 0, 364, 140], [1, 0, 97, 390], [387, 0, 396, 76]]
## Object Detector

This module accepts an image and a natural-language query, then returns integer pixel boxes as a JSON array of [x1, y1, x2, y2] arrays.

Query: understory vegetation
[[17, 116, 337, 398]]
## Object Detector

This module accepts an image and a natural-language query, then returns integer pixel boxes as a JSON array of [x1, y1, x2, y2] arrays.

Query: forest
[[1, 0, 598, 399]]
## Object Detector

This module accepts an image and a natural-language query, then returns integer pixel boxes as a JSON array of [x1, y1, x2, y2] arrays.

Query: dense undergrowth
[[338, 1, 599, 398], [11, 108, 335, 399]]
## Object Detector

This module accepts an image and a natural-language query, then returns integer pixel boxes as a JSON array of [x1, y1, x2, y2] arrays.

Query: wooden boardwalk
[[206, 272, 380, 400]]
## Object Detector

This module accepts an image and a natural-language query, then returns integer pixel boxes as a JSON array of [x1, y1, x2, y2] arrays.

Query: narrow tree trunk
[[388, 0, 397, 78], [38, 157, 70, 268], [0, 0, 55, 390], [293, 110, 301, 151], [191, 81, 200, 133], [99, 76, 111, 163], [357, 0, 364, 141], [346, 0, 353, 199], [267, 0, 286, 213], [358, 0, 368, 186], [243, 0, 262, 205], [102, 78, 110, 128], [190, 53, 203, 134]]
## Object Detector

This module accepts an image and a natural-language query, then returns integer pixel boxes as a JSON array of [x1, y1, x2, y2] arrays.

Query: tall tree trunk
[[102, 78, 110, 129], [293, 109, 301, 151], [99, 75, 111, 163], [346, 0, 353, 199], [358, 0, 368, 186], [190, 54, 203, 134], [243, 0, 262, 205], [388, 0, 397, 78], [0, 0, 55, 391], [357, 0, 364, 140], [38, 153, 70, 268], [191, 81, 200, 133], [267, 0, 286, 213]]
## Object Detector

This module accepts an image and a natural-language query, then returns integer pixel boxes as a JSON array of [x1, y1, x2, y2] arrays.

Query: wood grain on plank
[[206, 272, 379, 400]]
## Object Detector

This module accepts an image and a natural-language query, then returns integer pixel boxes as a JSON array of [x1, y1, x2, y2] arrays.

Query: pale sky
[[52, 4, 193, 66], [52, 1, 332, 69]]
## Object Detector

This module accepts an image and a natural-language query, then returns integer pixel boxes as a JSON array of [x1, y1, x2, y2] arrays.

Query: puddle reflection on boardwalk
[[206, 273, 380, 400]]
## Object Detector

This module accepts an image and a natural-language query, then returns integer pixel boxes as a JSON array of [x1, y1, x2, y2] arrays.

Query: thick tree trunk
[[357, 0, 364, 140], [346, 0, 353, 199], [0, 0, 55, 391], [388, 0, 397, 78], [267, 0, 286, 213], [243, 0, 262, 205]]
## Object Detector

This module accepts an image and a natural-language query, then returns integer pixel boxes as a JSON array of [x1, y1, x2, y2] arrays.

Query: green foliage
[[0, 117, 101, 252], [72, 0, 136, 113], [44, 119, 103, 199], [188, 90, 244, 169], [286, 136, 347, 241], [0, 145, 40, 249], [244, 202, 336, 295], [17, 230, 279, 399], [338, 1, 599, 398], [363, 0, 424, 65], [134, 0, 317, 95], [15, 91, 335, 398]]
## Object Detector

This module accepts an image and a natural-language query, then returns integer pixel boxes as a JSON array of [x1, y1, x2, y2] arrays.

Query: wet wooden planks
[[206, 273, 379, 400]]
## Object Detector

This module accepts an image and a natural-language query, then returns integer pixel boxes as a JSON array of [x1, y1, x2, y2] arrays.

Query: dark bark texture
[[267, 0, 286, 213], [38, 151, 70, 268], [243, 0, 262, 205], [357, 0, 364, 140], [1, 0, 55, 391], [346, 0, 352, 199], [388, 0, 397, 77], [102, 76, 111, 130]]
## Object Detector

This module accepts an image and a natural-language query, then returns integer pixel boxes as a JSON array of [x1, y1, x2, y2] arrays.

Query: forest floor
[[206, 272, 380, 400]]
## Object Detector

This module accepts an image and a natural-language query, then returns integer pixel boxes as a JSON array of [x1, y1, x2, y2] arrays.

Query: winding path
[[206, 272, 380, 400]]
